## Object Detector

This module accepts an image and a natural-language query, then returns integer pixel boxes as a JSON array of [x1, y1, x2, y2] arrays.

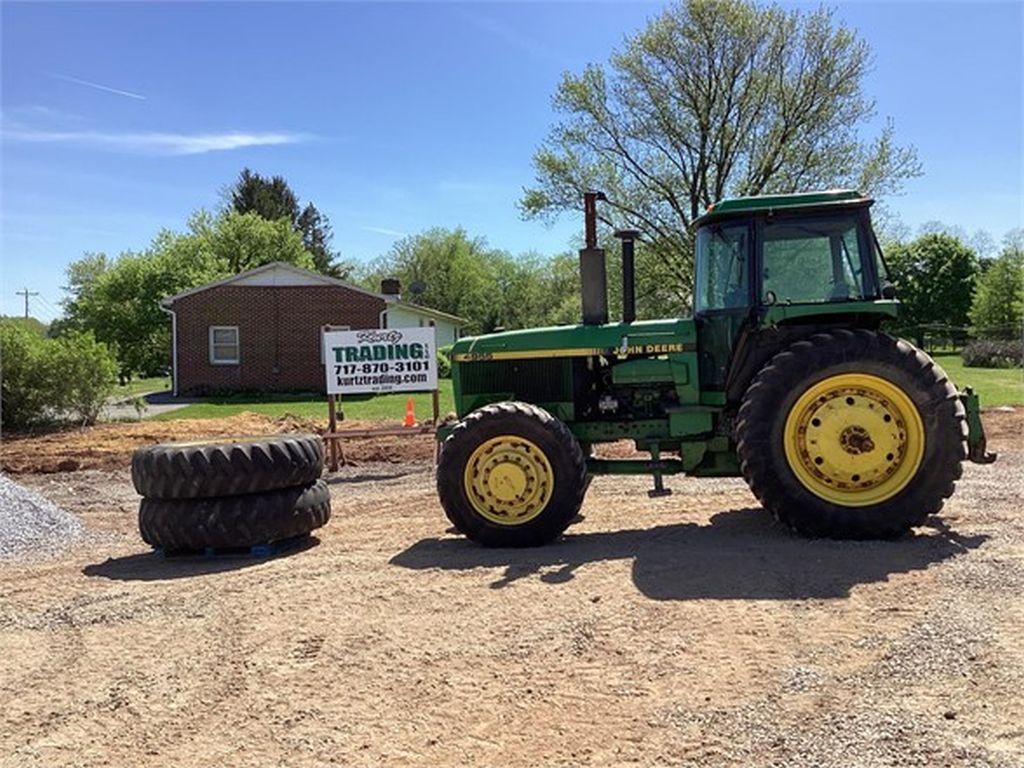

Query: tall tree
[[59, 211, 313, 377], [296, 203, 347, 277], [885, 233, 978, 345], [360, 228, 496, 334], [970, 232, 1023, 339], [358, 228, 585, 335], [521, 0, 921, 307], [227, 169, 348, 277], [229, 168, 299, 222]]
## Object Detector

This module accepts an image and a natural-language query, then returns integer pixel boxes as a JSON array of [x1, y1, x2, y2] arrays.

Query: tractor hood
[[450, 318, 697, 363]]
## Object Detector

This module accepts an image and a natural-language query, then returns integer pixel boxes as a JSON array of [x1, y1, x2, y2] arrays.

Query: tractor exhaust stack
[[580, 191, 608, 325], [614, 229, 639, 324]]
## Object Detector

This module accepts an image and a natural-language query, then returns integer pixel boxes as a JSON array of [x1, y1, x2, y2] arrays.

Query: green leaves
[[0, 323, 117, 428], [228, 169, 345, 276], [357, 227, 684, 334], [885, 233, 979, 341], [970, 235, 1024, 339], [523, 0, 920, 305], [59, 210, 314, 378]]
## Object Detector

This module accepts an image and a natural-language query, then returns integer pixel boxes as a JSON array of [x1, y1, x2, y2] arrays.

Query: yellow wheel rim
[[463, 435, 554, 525], [783, 373, 925, 507]]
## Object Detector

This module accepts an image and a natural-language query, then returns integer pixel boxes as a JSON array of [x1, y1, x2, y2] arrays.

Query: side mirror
[[880, 281, 897, 300], [763, 290, 777, 306]]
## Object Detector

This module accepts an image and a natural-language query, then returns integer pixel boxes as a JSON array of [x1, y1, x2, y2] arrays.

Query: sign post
[[321, 328, 441, 470]]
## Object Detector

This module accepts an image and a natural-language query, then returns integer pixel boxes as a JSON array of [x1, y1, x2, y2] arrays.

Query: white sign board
[[323, 327, 438, 395]]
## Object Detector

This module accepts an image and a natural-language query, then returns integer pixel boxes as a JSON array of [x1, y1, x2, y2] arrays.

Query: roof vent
[[380, 278, 401, 299]]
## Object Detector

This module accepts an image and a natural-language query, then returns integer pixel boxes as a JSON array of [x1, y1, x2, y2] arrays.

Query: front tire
[[736, 330, 966, 539], [437, 402, 586, 547]]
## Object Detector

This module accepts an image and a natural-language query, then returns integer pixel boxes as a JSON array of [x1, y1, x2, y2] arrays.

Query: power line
[[36, 294, 64, 322]]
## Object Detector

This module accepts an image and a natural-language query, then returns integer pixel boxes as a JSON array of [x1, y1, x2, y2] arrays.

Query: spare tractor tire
[[131, 434, 323, 500], [139, 479, 331, 550], [735, 329, 966, 539]]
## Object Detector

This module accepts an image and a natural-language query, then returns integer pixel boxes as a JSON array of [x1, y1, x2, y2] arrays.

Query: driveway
[[102, 390, 193, 421]]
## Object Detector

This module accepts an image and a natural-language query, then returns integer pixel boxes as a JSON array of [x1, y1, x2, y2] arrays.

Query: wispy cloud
[[2, 128, 309, 155], [460, 11, 552, 63], [50, 73, 146, 100], [362, 226, 408, 238], [7, 104, 83, 122], [437, 179, 504, 194]]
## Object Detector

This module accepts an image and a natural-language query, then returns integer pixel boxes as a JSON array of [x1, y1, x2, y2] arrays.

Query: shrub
[[49, 331, 119, 425], [0, 321, 118, 428], [436, 347, 452, 378], [0, 321, 51, 429], [961, 339, 1023, 369]]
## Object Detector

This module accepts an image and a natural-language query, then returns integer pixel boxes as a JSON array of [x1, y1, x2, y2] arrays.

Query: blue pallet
[[154, 533, 311, 559]]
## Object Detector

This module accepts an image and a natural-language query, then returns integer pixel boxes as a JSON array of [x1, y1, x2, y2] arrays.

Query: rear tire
[[437, 402, 586, 547], [736, 330, 966, 539]]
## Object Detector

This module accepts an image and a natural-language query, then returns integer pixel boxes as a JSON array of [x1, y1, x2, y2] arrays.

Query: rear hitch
[[960, 387, 997, 464]]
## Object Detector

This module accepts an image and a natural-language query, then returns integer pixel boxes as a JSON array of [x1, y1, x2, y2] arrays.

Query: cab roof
[[694, 189, 872, 226]]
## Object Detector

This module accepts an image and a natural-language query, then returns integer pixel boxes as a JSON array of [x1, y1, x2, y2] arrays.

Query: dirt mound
[[0, 412, 435, 474]]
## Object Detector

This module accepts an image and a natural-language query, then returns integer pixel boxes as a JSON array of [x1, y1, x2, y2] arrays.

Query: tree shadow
[[82, 536, 320, 582], [389, 509, 988, 600]]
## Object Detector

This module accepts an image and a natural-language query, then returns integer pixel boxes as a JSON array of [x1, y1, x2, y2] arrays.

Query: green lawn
[[112, 375, 172, 399], [933, 353, 1023, 407], [150, 380, 455, 422], [150, 354, 1021, 423]]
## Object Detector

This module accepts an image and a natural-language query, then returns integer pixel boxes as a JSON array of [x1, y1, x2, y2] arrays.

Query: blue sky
[[2, 1, 1021, 322]]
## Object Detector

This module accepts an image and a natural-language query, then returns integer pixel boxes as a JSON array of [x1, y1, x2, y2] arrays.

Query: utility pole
[[15, 287, 39, 319]]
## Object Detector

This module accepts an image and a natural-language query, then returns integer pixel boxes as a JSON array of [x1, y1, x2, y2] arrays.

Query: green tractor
[[436, 190, 995, 547]]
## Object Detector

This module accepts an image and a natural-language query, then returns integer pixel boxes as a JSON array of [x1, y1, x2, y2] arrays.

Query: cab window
[[761, 215, 867, 304], [695, 223, 750, 312]]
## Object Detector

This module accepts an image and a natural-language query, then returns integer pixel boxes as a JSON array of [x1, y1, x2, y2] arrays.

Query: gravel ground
[[0, 474, 84, 561], [0, 418, 1021, 767]]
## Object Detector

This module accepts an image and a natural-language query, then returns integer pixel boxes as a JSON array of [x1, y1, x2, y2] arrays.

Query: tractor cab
[[691, 190, 896, 393]]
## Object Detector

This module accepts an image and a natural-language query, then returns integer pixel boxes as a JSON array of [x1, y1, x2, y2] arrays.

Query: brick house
[[160, 262, 464, 395]]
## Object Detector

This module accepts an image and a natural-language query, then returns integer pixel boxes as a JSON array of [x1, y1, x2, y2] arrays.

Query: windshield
[[761, 214, 869, 304], [695, 223, 750, 312]]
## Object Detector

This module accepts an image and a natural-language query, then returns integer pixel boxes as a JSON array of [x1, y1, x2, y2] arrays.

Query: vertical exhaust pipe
[[614, 229, 639, 324], [580, 191, 608, 325]]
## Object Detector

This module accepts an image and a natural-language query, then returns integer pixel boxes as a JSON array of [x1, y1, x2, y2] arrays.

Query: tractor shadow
[[390, 510, 987, 600], [82, 536, 321, 582]]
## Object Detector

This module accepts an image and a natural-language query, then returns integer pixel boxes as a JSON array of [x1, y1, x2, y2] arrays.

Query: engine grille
[[459, 358, 573, 402]]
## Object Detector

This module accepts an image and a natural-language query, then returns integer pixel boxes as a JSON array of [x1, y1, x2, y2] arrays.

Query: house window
[[209, 326, 240, 365]]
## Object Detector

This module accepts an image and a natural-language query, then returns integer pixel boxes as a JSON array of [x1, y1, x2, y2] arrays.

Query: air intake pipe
[[579, 191, 608, 325], [614, 229, 639, 324]]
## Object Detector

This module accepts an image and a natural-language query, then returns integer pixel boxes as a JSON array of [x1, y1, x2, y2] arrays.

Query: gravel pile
[[0, 473, 84, 560]]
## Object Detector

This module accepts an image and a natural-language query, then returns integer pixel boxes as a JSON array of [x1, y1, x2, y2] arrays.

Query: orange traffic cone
[[404, 397, 416, 427]]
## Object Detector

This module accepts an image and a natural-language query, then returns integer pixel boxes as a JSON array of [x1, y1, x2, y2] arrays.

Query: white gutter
[[159, 303, 178, 397]]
